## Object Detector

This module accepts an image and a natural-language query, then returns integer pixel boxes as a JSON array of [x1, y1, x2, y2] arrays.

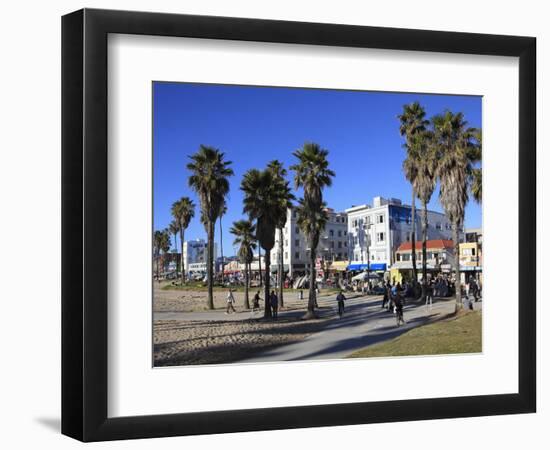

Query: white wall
[[0, 1, 546, 449]]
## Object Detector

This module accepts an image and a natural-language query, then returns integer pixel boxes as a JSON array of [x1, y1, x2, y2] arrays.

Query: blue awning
[[347, 263, 387, 271]]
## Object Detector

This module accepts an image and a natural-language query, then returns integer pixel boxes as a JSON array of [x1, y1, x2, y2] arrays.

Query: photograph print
[[152, 82, 483, 367]]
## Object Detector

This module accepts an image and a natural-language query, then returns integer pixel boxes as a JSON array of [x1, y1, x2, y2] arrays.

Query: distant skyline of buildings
[[165, 195, 479, 278]]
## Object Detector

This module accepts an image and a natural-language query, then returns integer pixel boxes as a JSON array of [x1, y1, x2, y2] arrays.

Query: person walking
[[336, 290, 346, 318], [252, 290, 262, 313], [394, 292, 405, 326], [425, 279, 434, 310], [270, 290, 279, 319], [382, 281, 391, 309], [469, 277, 480, 302], [226, 288, 236, 314]]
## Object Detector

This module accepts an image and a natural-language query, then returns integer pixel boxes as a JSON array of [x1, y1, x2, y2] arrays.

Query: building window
[[330, 229, 334, 237], [338, 242, 342, 249], [377, 232, 385, 242], [377, 214, 384, 224], [338, 230, 342, 237], [402, 253, 411, 261], [294, 252, 300, 259], [295, 239, 300, 247], [436, 222, 442, 230], [344, 231, 347, 236], [285, 252, 288, 259], [295, 227, 299, 234]]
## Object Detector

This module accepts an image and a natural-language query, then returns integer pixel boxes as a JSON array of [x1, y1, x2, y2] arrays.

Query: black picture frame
[[62, 8, 536, 442]]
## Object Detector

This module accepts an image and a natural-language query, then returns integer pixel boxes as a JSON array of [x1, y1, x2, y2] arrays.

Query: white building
[[183, 239, 217, 276], [270, 208, 348, 277], [345, 196, 453, 272]]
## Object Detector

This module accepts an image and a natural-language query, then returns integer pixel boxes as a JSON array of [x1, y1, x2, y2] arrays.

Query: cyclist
[[336, 290, 346, 318]]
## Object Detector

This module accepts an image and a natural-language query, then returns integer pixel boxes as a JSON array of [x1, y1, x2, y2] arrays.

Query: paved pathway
[[236, 295, 469, 363], [155, 293, 482, 362]]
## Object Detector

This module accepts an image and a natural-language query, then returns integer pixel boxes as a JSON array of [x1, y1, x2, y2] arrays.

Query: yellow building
[[459, 229, 482, 283]]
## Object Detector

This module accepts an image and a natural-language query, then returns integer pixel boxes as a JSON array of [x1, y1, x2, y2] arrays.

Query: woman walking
[[226, 288, 236, 314]]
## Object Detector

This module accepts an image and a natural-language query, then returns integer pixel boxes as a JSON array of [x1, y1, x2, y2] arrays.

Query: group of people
[[225, 288, 280, 318], [464, 276, 481, 309], [335, 283, 406, 326], [380, 281, 406, 325]]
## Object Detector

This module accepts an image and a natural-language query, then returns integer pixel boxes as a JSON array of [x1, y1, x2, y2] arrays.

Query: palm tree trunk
[[219, 216, 224, 285], [179, 229, 185, 285], [305, 245, 317, 319], [155, 253, 160, 281], [207, 220, 215, 310], [278, 227, 284, 307], [263, 250, 272, 318], [453, 221, 462, 312], [421, 201, 428, 300], [258, 246, 263, 287], [244, 261, 250, 309], [172, 233, 177, 275], [411, 189, 418, 287]]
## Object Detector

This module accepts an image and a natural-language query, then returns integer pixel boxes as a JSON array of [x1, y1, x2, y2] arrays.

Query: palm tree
[[187, 146, 233, 309], [153, 229, 171, 280], [469, 129, 483, 204], [241, 168, 292, 318], [295, 199, 329, 316], [218, 202, 227, 284], [398, 102, 429, 289], [153, 230, 164, 281], [410, 131, 437, 299], [267, 160, 295, 307], [160, 229, 171, 274], [171, 197, 195, 285], [471, 169, 482, 203], [432, 110, 481, 311], [257, 247, 262, 287], [168, 220, 180, 273], [230, 220, 256, 309], [290, 142, 335, 319]]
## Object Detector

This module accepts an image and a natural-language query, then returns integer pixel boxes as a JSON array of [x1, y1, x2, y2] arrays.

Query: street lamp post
[[366, 223, 371, 294]]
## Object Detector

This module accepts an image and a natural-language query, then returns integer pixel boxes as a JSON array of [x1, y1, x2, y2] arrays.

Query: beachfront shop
[[346, 263, 387, 279], [389, 261, 437, 284]]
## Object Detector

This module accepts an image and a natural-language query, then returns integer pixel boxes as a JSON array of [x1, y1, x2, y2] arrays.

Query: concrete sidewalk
[[235, 296, 478, 363]]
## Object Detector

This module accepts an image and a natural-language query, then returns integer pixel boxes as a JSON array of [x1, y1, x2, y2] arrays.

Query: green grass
[[348, 310, 482, 358]]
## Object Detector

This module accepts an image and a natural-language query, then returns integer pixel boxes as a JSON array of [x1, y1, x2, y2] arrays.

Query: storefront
[[346, 263, 387, 272]]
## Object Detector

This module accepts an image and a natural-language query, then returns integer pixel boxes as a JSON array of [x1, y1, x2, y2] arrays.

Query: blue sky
[[153, 82, 482, 256]]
